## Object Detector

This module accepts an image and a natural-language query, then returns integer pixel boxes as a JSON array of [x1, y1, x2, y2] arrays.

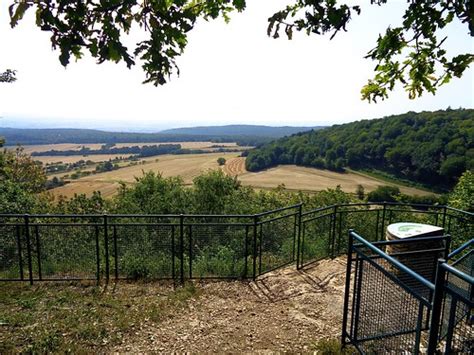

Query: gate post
[[427, 259, 447, 355]]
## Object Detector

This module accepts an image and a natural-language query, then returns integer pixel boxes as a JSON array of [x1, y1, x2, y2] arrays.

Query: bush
[[217, 157, 226, 166], [367, 185, 401, 202]]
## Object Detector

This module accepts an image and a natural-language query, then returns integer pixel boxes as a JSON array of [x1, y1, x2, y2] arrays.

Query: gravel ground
[[113, 257, 347, 353]]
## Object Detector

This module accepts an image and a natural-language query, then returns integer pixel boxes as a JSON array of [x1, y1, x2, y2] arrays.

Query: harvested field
[[237, 165, 433, 196], [222, 157, 246, 176], [49, 153, 433, 198], [51, 152, 240, 198], [9, 141, 240, 155]]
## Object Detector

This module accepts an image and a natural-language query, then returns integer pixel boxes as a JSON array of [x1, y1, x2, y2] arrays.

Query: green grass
[[347, 168, 439, 193], [0, 281, 199, 353]]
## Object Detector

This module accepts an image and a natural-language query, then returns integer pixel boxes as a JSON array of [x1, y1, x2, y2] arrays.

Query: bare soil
[[113, 257, 347, 353]]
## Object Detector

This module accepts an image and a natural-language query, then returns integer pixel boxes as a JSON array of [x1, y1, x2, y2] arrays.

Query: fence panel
[[31, 222, 100, 281], [436, 241, 473, 354], [257, 206, 300, 275], [110, 219, 176, 280], [342, 231, 445, 354], [186, 219, 250, 279], [299, 208, 333, 268], [0, 218, 24, 280]]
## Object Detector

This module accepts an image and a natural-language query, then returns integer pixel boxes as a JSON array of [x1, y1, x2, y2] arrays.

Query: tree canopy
[[8, 0, 473, 101], [245, 109, 474, 189]]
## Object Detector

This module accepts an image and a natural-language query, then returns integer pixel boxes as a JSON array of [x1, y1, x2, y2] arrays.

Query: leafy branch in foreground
[[7, 0, 473, 101], [268, 0, 473, 102], [0, 69, 17, 83]]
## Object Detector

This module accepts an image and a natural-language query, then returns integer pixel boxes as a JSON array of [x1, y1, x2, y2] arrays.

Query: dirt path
[[113, 258, 347, 353]]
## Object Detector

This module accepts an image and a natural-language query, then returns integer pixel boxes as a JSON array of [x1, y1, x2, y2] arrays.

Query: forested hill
[[0, 128, 269, 146], [246, 109, 473, 188], [160, 125, 322, 137]]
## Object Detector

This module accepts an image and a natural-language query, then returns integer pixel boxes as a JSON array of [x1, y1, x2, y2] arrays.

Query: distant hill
[[0, 125, 323, 147], [0, 127, 264, 147], [160, 125, 322, 137], [246, 109, 473, 189]]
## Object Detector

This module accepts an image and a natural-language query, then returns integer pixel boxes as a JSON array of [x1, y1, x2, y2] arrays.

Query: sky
[[0, 0, 473, 131]]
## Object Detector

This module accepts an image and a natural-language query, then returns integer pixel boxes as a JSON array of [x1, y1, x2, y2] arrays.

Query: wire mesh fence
[[0, 203, 472, 284], [343, 231, 473, 355]]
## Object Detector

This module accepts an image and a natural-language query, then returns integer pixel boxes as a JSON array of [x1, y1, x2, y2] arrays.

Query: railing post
[[441, 206, 447, 229], [34, 225, 42, 281], [113, 225, 118, 280], [24, 214, 33, 285], [444, 234, 451, 260], [95, 225, 100, 283], [341, 229, 354, 347], [179, 214, 184, 284], [103, 214, 110, 282], [296, 205, 302, 270], [331, 205, 338, 258], [253, 215, 258, 280], [15, 224, 24, 281], [381, 202, 387, 237], [427, 259, 447, 355]]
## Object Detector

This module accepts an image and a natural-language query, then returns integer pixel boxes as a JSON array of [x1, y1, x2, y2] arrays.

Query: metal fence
[[0, 205, 301, 283], [342, 231, 473, 354], [1, 202, 472, 284], [298, 203, 473, 269]]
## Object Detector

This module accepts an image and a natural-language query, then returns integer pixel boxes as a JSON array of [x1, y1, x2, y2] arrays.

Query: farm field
[[234, 161, 433, 196], [50, 152, 239, 198], [48, 153, 433, 198], [9, 141, 240, 155]]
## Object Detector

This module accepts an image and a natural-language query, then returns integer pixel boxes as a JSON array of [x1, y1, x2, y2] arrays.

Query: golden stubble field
[[8, 141, 241, 156], [49, 154, 433, 198]]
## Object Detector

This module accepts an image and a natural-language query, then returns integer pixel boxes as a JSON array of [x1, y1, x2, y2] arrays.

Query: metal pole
[[24, 215, 33, 285], [381, 203, 387, 236], [331, 205, 338, 258], [253, 215, 258, 280], [441, 206, 447, 229], [341, 230, 354, 347], [113, 225, 118, 280], [103, 214, 110, 281], [180, 214, 184, 283], [188, 225, 192, 279], [95, 225, 100, 283], [34, 225, 42, 281], [427, 259, 447, 354], [171, 225, 175, 281], [244, 225, 249, 279], [296, 205, 302, 270], [16, 224, 24, 280]]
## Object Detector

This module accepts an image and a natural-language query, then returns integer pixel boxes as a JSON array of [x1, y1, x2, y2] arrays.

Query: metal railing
[[1, 202, 472, 284], [0, 205, 301, 283], [298, 202, 473, 269], [342, 231, 473, 354]]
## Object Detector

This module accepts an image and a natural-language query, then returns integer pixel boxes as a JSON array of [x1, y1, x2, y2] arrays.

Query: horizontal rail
[[448, 238, 473, 259], [441, 262, 474, 285]]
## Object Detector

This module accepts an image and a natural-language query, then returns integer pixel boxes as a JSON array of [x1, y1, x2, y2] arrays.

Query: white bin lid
[[387, 223, 444, 239]]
